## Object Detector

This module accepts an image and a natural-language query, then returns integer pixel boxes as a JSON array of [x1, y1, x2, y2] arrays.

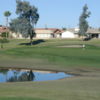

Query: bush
[[0, 38, 9, 48], [1, 32, 9, 38]]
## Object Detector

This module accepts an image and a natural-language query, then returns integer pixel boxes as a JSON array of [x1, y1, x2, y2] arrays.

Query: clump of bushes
[[0, 38, 9, 49], [1, 32, 9, 38]]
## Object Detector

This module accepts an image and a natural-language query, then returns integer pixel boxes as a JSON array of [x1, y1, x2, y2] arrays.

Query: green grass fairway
[[0, 38, 100, 100]]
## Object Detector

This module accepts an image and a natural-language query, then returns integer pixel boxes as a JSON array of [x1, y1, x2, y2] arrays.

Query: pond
[[0, 69, 73, 83]]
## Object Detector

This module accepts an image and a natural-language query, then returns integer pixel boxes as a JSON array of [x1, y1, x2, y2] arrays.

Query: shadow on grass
[[19, 39, 45, 46]]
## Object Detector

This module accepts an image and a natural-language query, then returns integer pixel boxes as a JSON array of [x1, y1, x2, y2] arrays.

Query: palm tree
[[4, 11, 11, 38]]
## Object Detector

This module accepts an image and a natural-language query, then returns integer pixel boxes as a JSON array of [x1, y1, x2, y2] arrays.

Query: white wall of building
[[10, 32, 23, 39], [36, 33, 51, 39], [61, 31, 76, 38], [98, 34, 100, 38]]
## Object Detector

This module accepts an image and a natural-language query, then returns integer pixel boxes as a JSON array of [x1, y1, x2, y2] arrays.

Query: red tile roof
[[0, 27, 9, 33]]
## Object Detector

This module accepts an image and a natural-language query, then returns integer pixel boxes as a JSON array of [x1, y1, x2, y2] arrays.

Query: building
[[0, 27, 79, 39], [0, 27, 62, 39], [62, 31, 76, 38], [87, 28, 100, 38], [0, 26, 9, 38], [35, 28, 62, 39], [0, 27, 9, 34], [1, 26, 100, 39], [61, 28, 79, 38], [61, 28, 100, 39], [10, 32, 23, 39]]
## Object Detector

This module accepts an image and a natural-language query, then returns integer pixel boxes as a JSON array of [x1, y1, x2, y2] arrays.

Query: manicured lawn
[[0, 38, 100, 100]]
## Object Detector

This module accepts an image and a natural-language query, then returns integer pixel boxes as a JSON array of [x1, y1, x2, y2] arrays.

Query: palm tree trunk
[[6, 17, 8, 38]]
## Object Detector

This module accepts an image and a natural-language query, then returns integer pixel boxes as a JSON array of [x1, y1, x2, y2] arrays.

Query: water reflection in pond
[[0, 69, 73, 83], [7, 70, 34, 82]]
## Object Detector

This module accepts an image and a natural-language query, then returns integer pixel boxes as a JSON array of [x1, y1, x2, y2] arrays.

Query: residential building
[[61, 28, 79, 38], [0, 26, 100, 39], [87, 28, 100, 38], [35, 28, 62, 39]]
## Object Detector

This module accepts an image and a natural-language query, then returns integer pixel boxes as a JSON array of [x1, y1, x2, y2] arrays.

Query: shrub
[[0, 38, 9, 48], [1, 32, 9, 38]]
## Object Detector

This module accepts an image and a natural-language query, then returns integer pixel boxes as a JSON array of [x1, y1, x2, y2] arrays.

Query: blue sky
[[0, 0, 100, 28]]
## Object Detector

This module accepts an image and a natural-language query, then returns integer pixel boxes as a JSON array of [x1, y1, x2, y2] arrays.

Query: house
[[35, 28, 52, 38], [35, 28, 62, 39], [0, 26, 79, 39], [61, 28, 100, 39], [61, 28, 79, 38], [2, 28, 62, 39], [10, 32, 23, 39], [62, 31, 76, 38], [0, 26, 9, 38], [0, 27, 9, 34], [87, 28, 100, 38], [0, 27, 78, 39], [52, 29, 62, 38], [1, 26, 100, 39], [0, 26, 23, 39]]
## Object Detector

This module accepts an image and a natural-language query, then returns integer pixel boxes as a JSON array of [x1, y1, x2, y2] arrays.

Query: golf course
[[0, 38, 100, 100]]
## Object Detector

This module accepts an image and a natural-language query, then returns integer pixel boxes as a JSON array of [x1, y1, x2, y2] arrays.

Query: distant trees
[[4, 11, 11, 38], [78, 4, 91, 38], [4, 11, 11, 27], [62, 27, 67, 31], [10, 0, 39, 45]]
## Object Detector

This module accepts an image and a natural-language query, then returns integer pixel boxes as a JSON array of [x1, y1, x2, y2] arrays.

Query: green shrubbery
[[0, 38, 9, 48], [1, 32, 9, 38]]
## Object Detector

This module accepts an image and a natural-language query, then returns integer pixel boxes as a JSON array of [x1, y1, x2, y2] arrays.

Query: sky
[[0, 0, 100, 28]]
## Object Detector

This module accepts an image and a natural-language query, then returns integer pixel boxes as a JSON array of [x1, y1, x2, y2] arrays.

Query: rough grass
[[0, 97, 45, 100], [0, 77, 100, 100], [0, 38, 100, 100]]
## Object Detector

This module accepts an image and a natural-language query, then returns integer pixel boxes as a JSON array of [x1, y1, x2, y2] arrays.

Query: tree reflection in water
[[0, 69, 8, 81], [7, 70, 35, 82]]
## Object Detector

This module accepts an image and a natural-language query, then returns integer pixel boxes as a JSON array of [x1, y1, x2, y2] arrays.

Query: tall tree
[[4, 11, 11, 38], [10, 0, 39, 44], [78, 4, 91, 38]]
